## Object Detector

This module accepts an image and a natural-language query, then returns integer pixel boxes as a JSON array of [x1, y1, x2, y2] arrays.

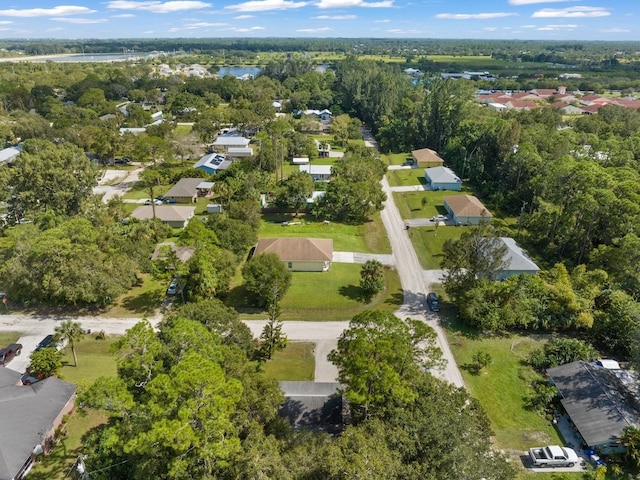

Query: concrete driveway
[[332, 251, 395, 266], [5, 334, 43, 374]]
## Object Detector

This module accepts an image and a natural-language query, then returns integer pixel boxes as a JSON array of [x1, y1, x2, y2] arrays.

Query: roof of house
[[197, 181, 214, 190], [279, 381, 343, 432], [131, 205, 196, 223], [498, 237, 540, 273], [212, 136, 250, 147], [444, 194, 492, 218], [412, 147, 444, 164], [548, 361, 640, 447], [0, 368, 76, 480], [227, 147, 253, 156], [292, 157, 310, 164], [300, 165, 332, 176], [151, 241, 195, 263], [424, 166, 462, 184], [194, 153, 232, 172], [0, 145, 22, 165], [164, 178, 206, 198], [255, 237, 333, 262]]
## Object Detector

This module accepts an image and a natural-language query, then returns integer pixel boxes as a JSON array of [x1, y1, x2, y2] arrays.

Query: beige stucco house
[[254, 237, 333, 272]]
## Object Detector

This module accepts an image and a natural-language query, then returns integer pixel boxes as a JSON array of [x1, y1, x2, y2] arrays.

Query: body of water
[[218, 66, 262, 78]]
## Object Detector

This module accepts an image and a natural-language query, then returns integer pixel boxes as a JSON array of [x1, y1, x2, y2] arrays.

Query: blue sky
[[0, 1, 637, 39]]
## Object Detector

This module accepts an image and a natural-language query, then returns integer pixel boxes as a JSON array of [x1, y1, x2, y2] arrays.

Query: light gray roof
[[499, 237, 540, 273], [131, 205, 196, 223], [164, 178, 205, 198], [548, 361, 640, 447], [0, 368, 76, 480], [424, 166, 461, 184], [151, 241, 195, 263], [0, 145, 21, 165], [197, 181, 214, 190], [194, 153, 232, 172], [279, 382, 343, 432], [299, 165, 332, 176], [227, 147, 253, 156], [212, 136, 250, 147]]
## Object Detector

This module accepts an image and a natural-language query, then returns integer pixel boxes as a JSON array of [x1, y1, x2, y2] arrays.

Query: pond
[[217, 66, 262, 78]]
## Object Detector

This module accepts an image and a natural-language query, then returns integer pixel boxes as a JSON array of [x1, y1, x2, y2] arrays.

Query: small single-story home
[[548, 361, 640, 454], [211, 135, 250, 152], [119, 127, 146, 135], [292, 157, 310, 165], [151, 241, 195, 264], [495, 237, 540, 280], [0, 368, 77, 480], [424, 166, 462, 191], [299, 165, 332, 182], [164, 177, 207, 203], [279, 381, 346, 433], [227, 147, 253, 158], [411, 147, 445, 167], [300, 109, 332, 122], [443, 195, 492, 225], [194, 153, 232, 175], [254, 237, 333, 272], [0, 144, 22, 166], [131, 205, 196, 229]]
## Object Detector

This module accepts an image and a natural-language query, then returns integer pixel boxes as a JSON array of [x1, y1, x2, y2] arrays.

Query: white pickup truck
[[529, 445, 579, 468]]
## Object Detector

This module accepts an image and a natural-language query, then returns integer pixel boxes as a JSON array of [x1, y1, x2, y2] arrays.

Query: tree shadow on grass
[[339, 284, 366, 303], [223, 285, 263, 314], [121, 288, 164, 316], [383, 292, 404, 307]]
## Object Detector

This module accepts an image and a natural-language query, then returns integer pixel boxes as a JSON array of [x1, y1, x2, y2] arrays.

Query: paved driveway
[[332, 251, 395, 266], [6, 335, 42, 374]]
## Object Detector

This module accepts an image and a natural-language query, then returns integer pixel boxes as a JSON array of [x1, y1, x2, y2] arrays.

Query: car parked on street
[[0, 343, 23, 366], [427, 292, 440, 312], [145, 199, 163, 205]]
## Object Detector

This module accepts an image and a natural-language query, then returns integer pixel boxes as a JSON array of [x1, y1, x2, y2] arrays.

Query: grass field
[[382, 152, 412, 166], [408, 225, 465, 270], [100, 273, 166, 318], [386, 168, 426, 187], [260, 215, 390, 254], [0, 331, 21, 345], [230, 263, 403, 321], [262, 342, 315, 381], [28, 337, 119, 480]]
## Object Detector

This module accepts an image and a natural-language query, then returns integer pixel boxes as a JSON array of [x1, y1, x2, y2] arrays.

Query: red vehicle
[[0, 343, 22, 366]]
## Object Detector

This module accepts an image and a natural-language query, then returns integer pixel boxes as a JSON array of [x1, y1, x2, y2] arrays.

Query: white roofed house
[[194, 153, 232, 175], [424, 166, 462, 191], [299, 164, 332, 182], [211, 135, 250, 152], [227, 147, 253, 158], [494, 237, 540, 280]]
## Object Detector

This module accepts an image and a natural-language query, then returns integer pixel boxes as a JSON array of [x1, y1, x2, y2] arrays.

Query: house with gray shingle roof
[[164, 177, 207, 203], [0, 368, 76, 480], [254, 237, 333, 272], [424, 166, 462, 191], [495, 237, 539, 280]]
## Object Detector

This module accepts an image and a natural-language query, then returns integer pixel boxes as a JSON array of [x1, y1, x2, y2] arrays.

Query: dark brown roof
[[255, 238, 333, 262]]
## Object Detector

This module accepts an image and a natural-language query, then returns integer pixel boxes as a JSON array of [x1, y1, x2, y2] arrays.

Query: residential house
[[443, 195, 492, 225], [424, 166, 462, 191], [131, 205, 196, 228], [315, 140, 331, 157], [548, 361, 640, 454], [151, 241, 195, 264], [211, 135, 250, 152], [411, 148, 445, 167], [0, 368, 76, 480], [119, 127, 146, 135], [226, 147, 253, 158], [194, 153, 232, 175], [494, 237, 540, 280], [254, 237, 333, 272], [279, 381, 346, 434], [299, 165, 332, 182], [164, 177, 207, 203], [292, 157, 310, 165]]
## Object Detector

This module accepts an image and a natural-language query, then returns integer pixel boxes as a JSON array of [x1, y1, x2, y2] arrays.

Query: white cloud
[[107, 1, 211, 13], [316, 0, 393, 8], [537, 23, 578, 30], [532, 6, 610, 18], [483, 27, 499, 31], [52, 17, 108, 24], [386, 28, 422, 34], [296, 26, 332, 32], [375, 18, 390, 23], [189, 21, 229, 26], [232, 26, 266, 31], [0, 21, 13, 24], [0, 6, 96, 17], [509, 0, 576, 4], [601, 28, 629, 33], [521, 24, 537, 28], [233, 14, 256, 18], [225, 0, 308, 11], [313, 14, 357, 19], [111, 13, 136, 18], [435, 12, 518, 20]]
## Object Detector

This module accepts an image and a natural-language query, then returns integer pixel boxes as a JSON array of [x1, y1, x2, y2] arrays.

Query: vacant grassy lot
[[260, 215, 390, 254], [262, 342, 315, 381], [382, 152, 412, 166], [29, 337, 118, 480], [408, 225, 465, 269], [387, 168, 426, 187], [230, 263, 403, 321], [100, 273, 166, 318]]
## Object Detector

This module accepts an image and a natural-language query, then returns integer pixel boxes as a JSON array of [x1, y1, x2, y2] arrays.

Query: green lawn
[[393, 188, 474, 220], [409, 225, 465, 270], [260, 215, 390, 254], [100, 273, 166, 318], [387, 168, 426, 187], [28, 337, 119, 480], [382, 152, 411, 166], [262, 342, 315, 381], [0, 331, 21, 345], [230, 263, 403, 321]]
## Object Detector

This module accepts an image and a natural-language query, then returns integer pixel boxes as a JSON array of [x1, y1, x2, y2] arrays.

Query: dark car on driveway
[[0, 343, 23, 366], [426, 292, 441, 312], [35, 334, 55, 352]]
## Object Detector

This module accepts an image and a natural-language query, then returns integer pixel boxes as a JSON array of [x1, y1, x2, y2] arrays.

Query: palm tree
[[55, 320, 85, 367]]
